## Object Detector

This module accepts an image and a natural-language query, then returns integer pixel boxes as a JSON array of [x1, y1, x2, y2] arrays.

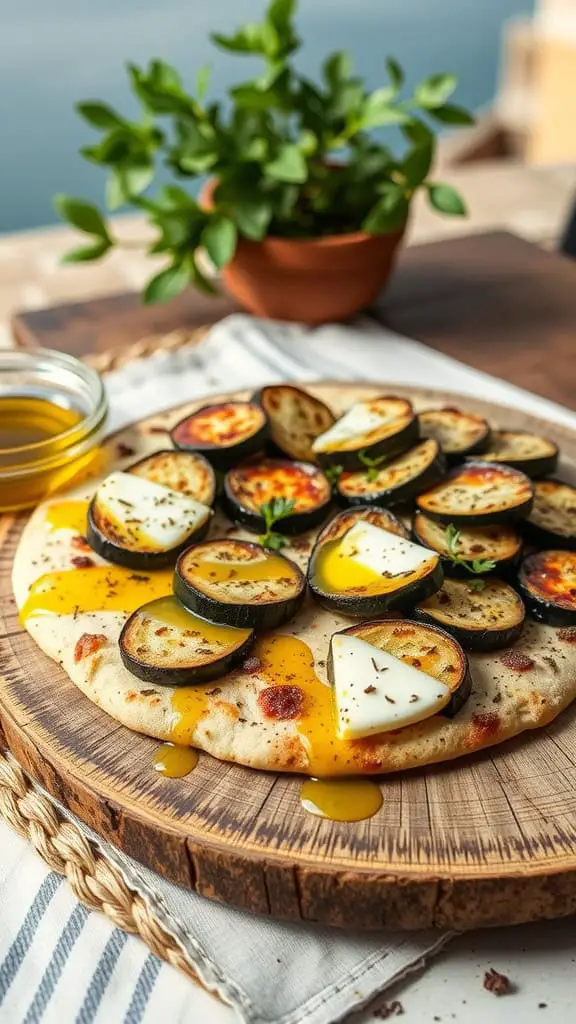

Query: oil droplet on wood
[[300, 777, 383, 822], [153, 743, 198, 778]]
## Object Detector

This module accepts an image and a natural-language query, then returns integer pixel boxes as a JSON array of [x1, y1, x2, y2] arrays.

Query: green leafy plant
[[358, 449, 389, 482], [259, 496, 296, 550], [54, 0, 474, 303], [445, 524, 497, 590]]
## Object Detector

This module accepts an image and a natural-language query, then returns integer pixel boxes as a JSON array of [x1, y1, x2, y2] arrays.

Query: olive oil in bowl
[[0, 395, 82, 449], [0, 351, 108, 511]]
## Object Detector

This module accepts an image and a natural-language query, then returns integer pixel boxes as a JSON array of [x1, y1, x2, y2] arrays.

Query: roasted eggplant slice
[[171, 401, 268, 470], [523, 479, 576, 550], [311, 396, 418, 470], [175, 539, 306, 629], [128, 450, 216, 506], [119, 596, 254, 685], [336, 439, 446, 508], [415, 577, 525, 651], [418, 407, 491, 461], [87, 471, 211, 569], [416, 461, 534, 526], [518, 550, 576, 626], [308, 517, 443, 617], [223, 457, 332, 535], [412, 512, 523, 577], [254, 384, 335, 463], [315, 504, 410, 547], [331, 618, 471, 721], [475, 430, 559, 478]]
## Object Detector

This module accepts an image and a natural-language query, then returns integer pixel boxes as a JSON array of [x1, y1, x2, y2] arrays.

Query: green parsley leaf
[[324, 464, 343, 486], [358, 448, 388, 483], [258, 497, 296, 550]]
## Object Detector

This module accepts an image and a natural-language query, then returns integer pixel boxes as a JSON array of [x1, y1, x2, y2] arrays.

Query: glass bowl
[[0, 349, 108, 512]]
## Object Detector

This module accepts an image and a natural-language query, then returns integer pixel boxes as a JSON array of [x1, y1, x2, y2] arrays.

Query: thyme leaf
[[444, 523, 497, 589]]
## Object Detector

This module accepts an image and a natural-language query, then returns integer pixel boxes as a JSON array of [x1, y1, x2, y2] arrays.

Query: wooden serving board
[[3, 382, 576, 932]]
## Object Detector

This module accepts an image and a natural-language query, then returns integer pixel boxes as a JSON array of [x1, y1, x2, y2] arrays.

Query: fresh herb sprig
[[259, 497, 296, 550], [324, 463, 343, 487], [358, 449, 388, 482], [445, 524, 496, 591]]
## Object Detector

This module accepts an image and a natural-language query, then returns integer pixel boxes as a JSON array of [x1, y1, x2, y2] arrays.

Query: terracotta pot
[[200, 179, 405, 324]]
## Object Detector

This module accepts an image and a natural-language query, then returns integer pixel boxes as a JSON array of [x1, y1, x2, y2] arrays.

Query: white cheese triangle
[[331, 633, 451, 740], [95, 471, 210, 551], [312, 402, 391, 453], [339, 521, 437, 576]]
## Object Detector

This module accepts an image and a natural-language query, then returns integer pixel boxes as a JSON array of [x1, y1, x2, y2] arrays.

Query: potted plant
[[55, 0, 473, 324]]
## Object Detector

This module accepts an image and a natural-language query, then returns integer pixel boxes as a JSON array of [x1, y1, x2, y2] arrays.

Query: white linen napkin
[[3, 314, 576, 1024]]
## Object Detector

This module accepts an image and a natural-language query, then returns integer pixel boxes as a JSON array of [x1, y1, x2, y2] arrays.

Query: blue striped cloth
[[3, 315, 576, 1024], [0, 821, 222, 1024]]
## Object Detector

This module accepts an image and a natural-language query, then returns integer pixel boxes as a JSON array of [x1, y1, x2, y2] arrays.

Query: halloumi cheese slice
[[95, 471, 210, 552], [330, 632, 451, 739]]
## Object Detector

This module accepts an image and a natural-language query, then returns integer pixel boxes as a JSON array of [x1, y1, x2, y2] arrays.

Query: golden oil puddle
[[300, 778, 383, 821], [20, 565, 173, 621], [25, 500, 390, 820], [190, 551, 295, 585], [153, 743, 199, 778], [44, 499, 89, 535], [313, 538, 386, 594], [255, 634, 360, 777]]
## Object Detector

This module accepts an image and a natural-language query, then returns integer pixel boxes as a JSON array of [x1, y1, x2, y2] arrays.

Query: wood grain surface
[[11, 231, 576, 408], [3, 383, 576, 931]]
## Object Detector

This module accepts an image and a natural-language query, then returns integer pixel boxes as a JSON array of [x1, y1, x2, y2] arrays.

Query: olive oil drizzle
[[30, 501, 384, 820], [153, 743, 199, 778]]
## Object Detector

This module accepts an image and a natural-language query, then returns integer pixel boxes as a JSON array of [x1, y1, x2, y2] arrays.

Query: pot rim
[[245, 226, 406, 249]]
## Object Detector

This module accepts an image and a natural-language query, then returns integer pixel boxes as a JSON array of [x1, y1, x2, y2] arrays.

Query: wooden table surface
[[11, 230, 576, 409]]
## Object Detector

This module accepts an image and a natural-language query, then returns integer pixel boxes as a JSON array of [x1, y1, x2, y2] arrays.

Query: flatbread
[[12, 387, 576, 776]]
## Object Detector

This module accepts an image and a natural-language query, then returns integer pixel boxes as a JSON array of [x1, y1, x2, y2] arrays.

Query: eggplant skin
[[173, 574, 305, 630], [336, 444, 447, 509], [173, 546, 306, 630], [484, 451, 558, 480], [335, 617, 471, 718], [222, 460, 332, 535], [517, 592, 576, 628], [418, 408, 491, 463], [308, 560, 444, 618], [411, 513, 523, 579], [476, 431, 559, 479], [416, 461, 534, 527], [315, 416, 419, 472], [86, 499, 210, 570], [523, 520, 576, 552], [171, 403, 269, 471], [517, 550, 576, 627], [522, 480, 576, 550], [316, 505, 410, 545], [413, 606, 524, 652], [222, 494, 331, 535], [252, 384, 335, 463], [119, 623, 254, 687]]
